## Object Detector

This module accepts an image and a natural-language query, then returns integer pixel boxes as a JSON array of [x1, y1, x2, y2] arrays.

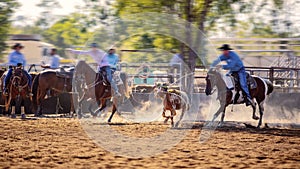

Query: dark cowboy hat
[[89, 42, 99, 48], [12, 43, 24, 49], [218, 44, 233, 51]]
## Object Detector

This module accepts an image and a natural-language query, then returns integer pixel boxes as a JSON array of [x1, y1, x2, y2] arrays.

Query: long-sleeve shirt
[[100, 53, 119, 69], [69, 49, 106, 69], [50, 55, 60, 69], [211, 51, 244, 72], [7, 50, 26, 66]]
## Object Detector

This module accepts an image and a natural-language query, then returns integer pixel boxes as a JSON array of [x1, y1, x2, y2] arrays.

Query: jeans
[[4, 68, 32, 89], [237, 68, 251, 99], [102, 66, 119, 94]]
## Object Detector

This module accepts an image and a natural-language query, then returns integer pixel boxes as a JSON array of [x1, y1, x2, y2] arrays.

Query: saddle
[[231, 72, 257, 90], [56, 67, 74, 78], [98, 69, 109, 86], [231, 72, 257, 104]]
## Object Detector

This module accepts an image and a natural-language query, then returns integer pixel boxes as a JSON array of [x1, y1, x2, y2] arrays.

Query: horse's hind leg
[[257, 102, 265, 128], [108, 104, 117, 123], [251, 101, 259, 120]]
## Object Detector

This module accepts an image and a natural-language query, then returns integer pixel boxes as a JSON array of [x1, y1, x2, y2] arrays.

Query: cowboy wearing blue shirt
[[100, 48, 121, 97], [211, 44, 253, 106], [4, 43, 32, 95], [41, 48, 60, 69]]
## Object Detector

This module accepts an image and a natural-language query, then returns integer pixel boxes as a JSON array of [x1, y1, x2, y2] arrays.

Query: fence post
[[269, 67, 274, 84]]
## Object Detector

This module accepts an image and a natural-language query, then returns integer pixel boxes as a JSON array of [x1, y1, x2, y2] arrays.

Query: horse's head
[[153, 82, 169, 98], [12, 68, 27, 87], [205, 68, 223, 96]]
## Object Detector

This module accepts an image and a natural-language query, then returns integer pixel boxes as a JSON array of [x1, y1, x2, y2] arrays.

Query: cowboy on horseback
[[3, 43, 32, 96], [210, 44, 253, 106], [66, 43, 121, 97], [99, 48, 121, 97]]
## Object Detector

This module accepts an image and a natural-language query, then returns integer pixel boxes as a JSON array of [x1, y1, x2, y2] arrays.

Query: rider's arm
[[68, 49, 91, 55], [211, 55, 226, 67], [222, 52, 239, 70]]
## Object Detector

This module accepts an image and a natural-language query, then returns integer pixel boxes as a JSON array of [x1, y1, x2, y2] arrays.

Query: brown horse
[[31, 68, 74, 116], [205, 68, 274, 128], [3, 68, 31, 118], [154, 83, 190, 127], [75, 60, 129, 122]]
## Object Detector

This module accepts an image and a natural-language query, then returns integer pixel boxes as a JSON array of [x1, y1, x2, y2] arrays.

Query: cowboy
[[3, 43, 32, 95], [41, 48, 60, 69], [100, 48, 121, 97], [210, 44, 253, 106], [66, 43, 106, 71]]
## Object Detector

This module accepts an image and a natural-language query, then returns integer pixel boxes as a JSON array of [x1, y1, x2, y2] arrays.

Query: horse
[[31, 67, 74, 116], [205, 68, 274, 128], [0, 68, 7, 114], [154, 83, 190, 127], [74, 60, 129, 122], [2, 67, 32, 118]]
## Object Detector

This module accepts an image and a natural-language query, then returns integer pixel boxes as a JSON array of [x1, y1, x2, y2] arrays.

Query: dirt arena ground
[[0, 116, 299, 169]]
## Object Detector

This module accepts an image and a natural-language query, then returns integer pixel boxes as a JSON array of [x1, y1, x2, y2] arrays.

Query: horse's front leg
[[210, 104, 226, 127], [93, 99, 107, 117], [219, 106, 227, 127], [162, 109, 169, 124], [170, 109, 176, 127]]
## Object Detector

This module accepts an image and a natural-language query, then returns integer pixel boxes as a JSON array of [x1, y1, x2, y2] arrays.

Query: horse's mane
[[208, 70, 227, 88]]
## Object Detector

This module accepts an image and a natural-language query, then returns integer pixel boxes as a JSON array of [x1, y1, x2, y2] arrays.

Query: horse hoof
[[253, 116, 259, 120], [21, 114, 26, 119], [11, 114, 16, 118]]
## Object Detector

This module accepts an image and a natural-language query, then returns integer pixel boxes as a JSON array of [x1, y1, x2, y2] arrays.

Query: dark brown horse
[[75, 60, 129, 122], [154, 83, 190, 127], [205, 68, 274, 127], [3, 68, 31, 118], [31, 68, 74, 116]]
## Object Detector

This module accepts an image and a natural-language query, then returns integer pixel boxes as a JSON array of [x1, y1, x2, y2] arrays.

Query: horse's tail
[[31, 73, 40, 102], [120, 72, 130, 98], [264, 79, 274, 95]]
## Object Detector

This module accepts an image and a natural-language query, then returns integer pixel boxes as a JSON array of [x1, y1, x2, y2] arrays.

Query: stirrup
[[3, 89, 8, 96]]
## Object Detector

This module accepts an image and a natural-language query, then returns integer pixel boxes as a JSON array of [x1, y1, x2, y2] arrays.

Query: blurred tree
[[0, 0, 19, 59], [36, 0, 61, 29], [42, 13, 92, 57]]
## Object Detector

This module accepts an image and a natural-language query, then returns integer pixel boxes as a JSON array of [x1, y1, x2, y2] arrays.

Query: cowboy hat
[[89, 42, 99, 48], [12, 43, 24, 49], [218, 44, 233, 51]]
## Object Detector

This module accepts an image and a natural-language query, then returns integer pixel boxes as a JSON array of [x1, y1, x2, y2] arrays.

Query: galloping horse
[[205, 68, 273, 127], [31, 67, 74, 116], [75, 60, 129, 122], [3, 67, 31, 118], [154, 83, 190, 127]]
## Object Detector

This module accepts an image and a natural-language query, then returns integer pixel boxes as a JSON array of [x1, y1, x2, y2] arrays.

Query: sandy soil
[[0, 116, 299, 169]]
